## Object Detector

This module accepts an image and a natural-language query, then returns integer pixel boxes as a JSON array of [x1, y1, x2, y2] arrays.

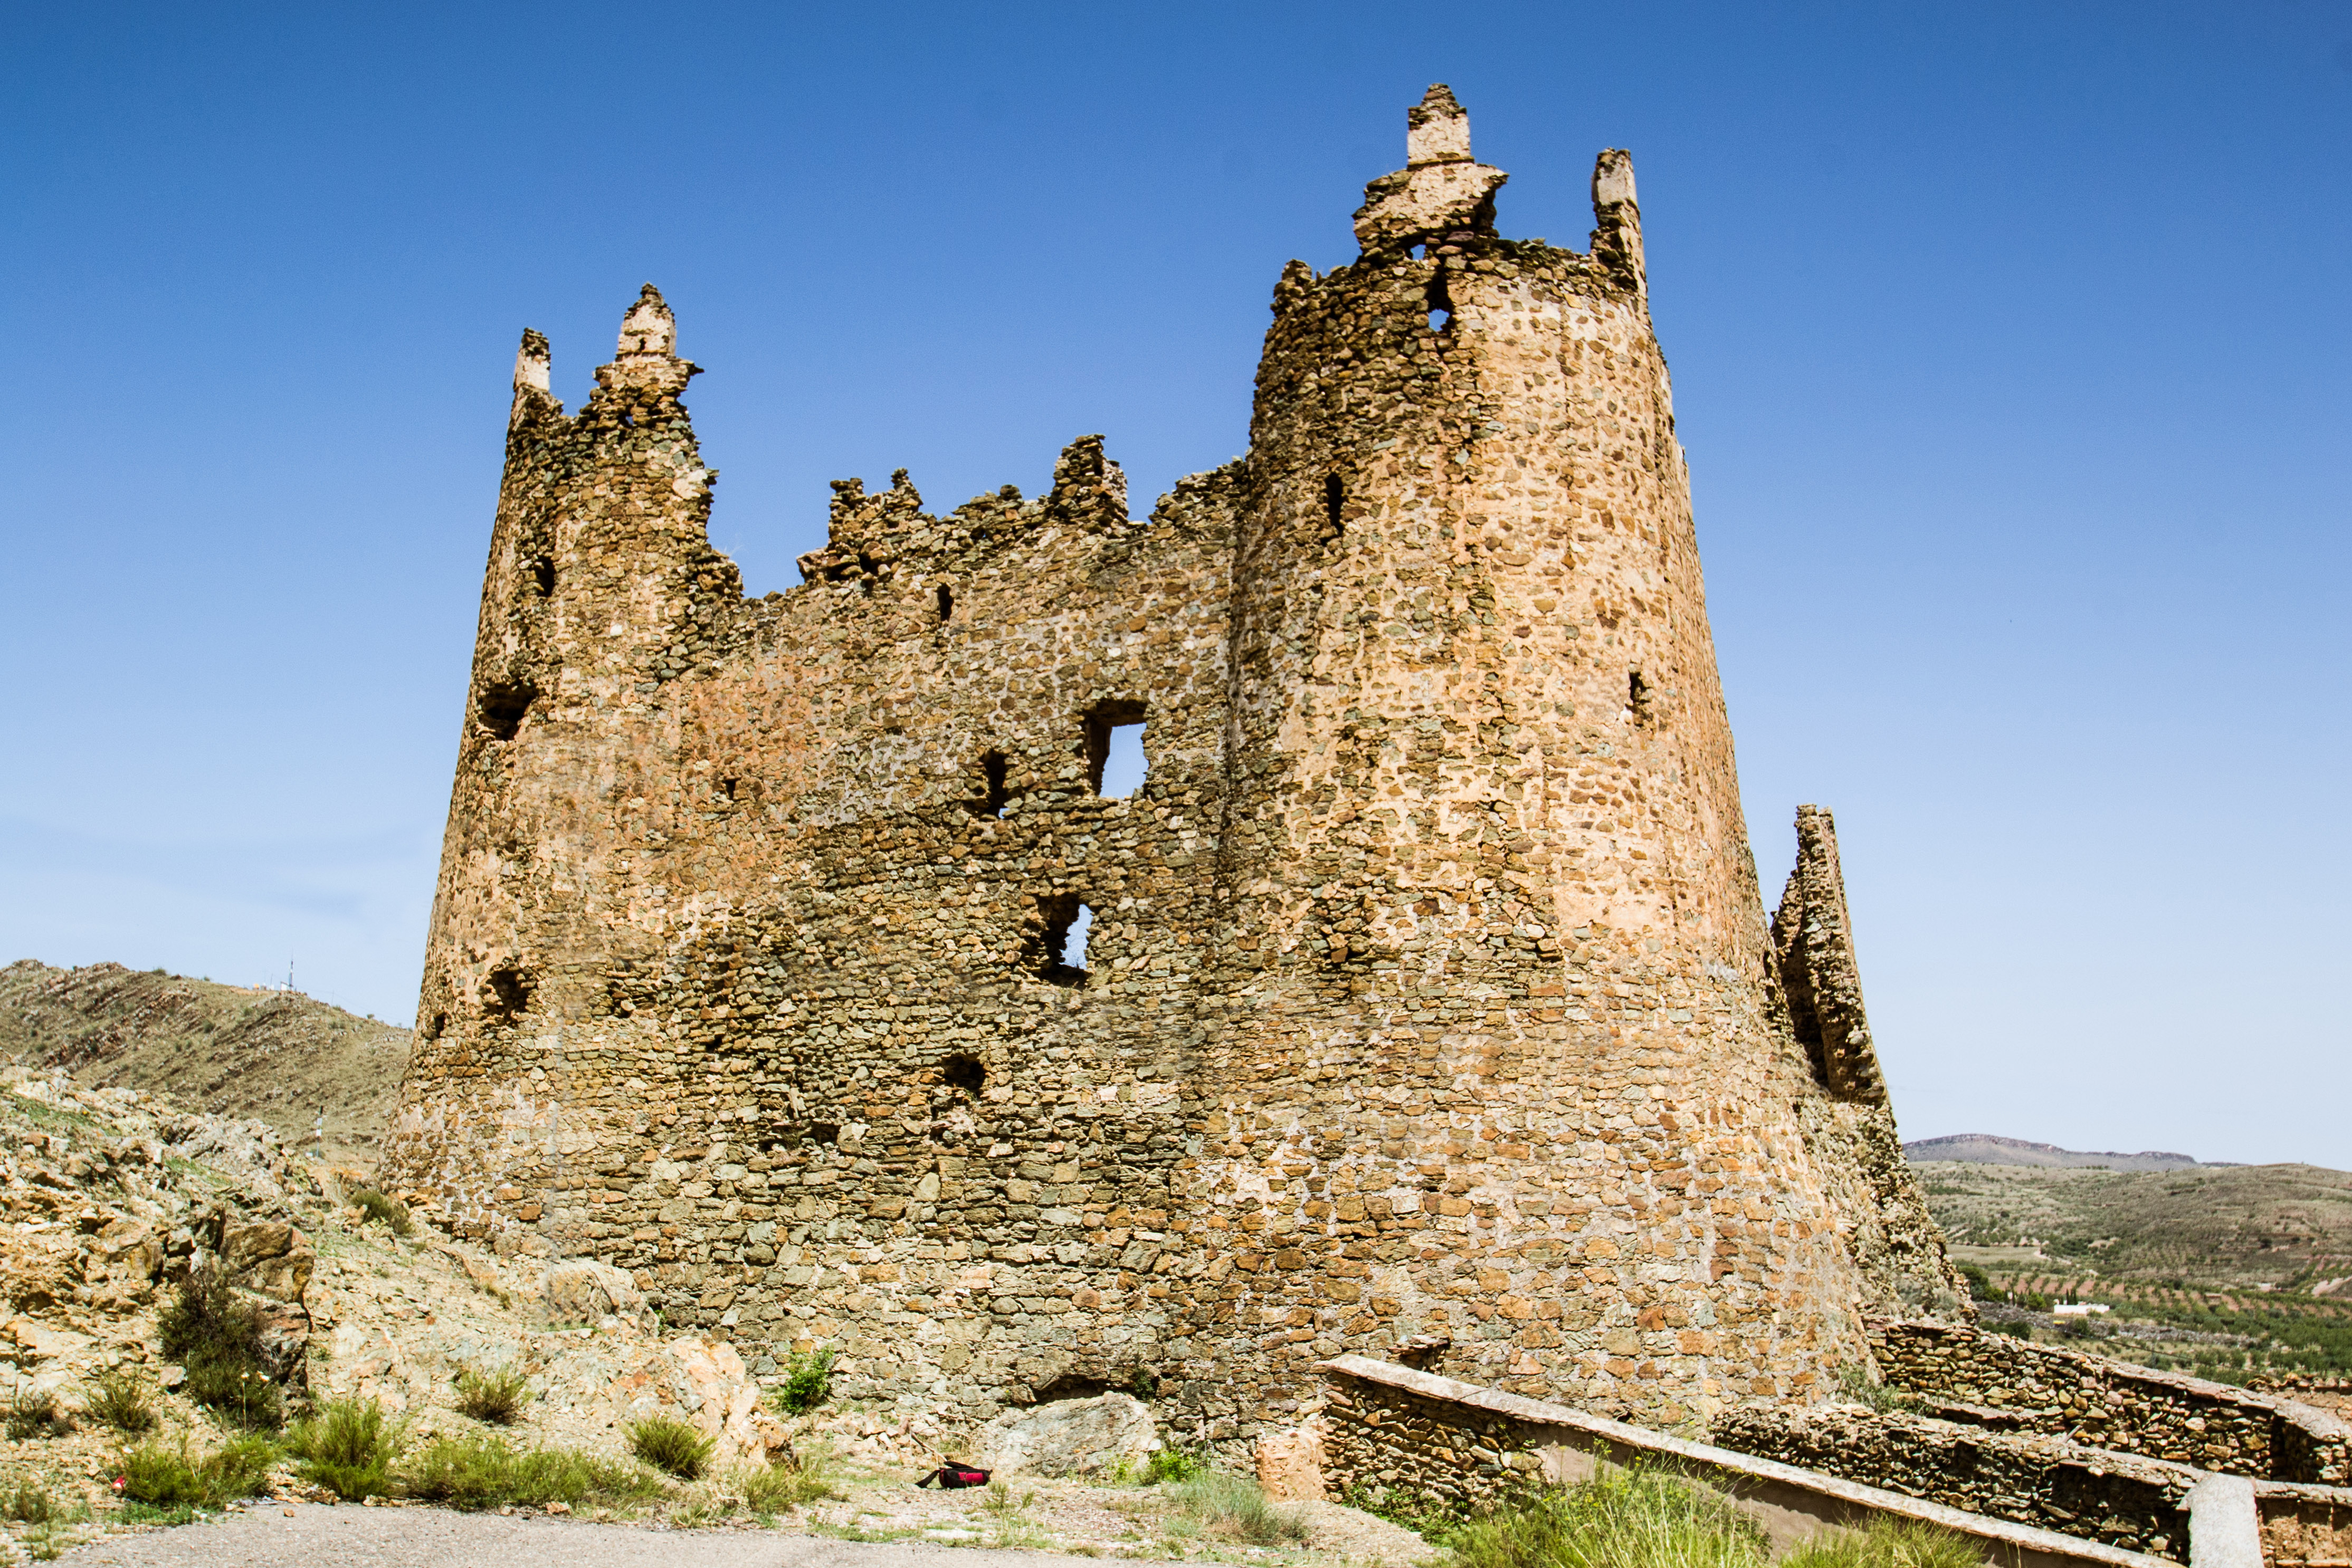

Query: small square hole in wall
[[477, 682, 536, 742], [1035, 894, 1092, 986], [1083, 702, 1148, 798], [484, 964, 532, 1021]]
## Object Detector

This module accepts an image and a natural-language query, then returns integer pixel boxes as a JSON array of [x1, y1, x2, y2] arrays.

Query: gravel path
[[53, 1505, 1120, 1568]]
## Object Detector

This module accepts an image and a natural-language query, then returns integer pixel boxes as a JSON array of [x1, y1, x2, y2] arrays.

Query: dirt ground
[[42, 1476, 1431, 1568], [49, 1504, 1161, 1567]]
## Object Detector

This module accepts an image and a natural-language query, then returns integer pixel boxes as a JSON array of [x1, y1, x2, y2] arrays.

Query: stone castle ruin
[[386, 86, 1965, 1441]]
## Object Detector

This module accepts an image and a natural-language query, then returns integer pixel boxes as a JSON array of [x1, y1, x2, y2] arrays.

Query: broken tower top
[[1405, 83, 1472, 166], [1353, 83, 1508, 256]]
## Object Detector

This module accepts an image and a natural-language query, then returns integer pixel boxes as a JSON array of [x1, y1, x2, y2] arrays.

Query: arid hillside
[[1918, 1158, 2352, 1294], [0, 959, 408, 1167]]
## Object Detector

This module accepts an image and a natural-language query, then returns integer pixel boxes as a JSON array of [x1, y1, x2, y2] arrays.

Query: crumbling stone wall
[[1321, 1354, 2201, 1566], [386, 86, 1960, 1439], [1869, 1318, 2351, 1484], [1712, 1402, 2198, 1561], [1774, 810, 1972, 1320]]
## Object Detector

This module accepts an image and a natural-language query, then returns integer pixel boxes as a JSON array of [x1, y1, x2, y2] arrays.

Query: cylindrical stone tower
[[1183, 86, 1901, 1425]]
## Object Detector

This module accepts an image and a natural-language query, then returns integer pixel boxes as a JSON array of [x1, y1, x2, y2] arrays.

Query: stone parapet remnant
[[1868, 1317, 2351, 1485], [385, 86, 1962, 1440]]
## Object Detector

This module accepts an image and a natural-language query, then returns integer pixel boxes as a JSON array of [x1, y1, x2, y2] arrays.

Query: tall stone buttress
[[388, 87, 1961, 1439]]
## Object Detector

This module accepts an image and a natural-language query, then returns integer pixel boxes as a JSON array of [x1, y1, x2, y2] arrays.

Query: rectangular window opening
[[1083, 702, 1149, 798]]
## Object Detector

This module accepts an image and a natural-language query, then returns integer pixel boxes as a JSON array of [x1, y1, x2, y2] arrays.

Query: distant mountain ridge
[[1906, 1133, 2210, 1172]]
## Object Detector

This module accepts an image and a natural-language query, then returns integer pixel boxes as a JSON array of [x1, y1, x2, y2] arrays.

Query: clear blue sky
[[4, 3, 2345, 1165]]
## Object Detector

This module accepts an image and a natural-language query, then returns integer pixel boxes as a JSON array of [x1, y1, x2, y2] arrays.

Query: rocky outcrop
[[544, 1258, 649, 1327], [976, 1392, 1157, 1477], [0, 1067, 325, 1401]]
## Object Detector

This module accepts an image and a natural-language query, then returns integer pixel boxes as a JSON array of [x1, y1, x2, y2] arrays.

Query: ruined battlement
[[387, 87, 1963, 1443]]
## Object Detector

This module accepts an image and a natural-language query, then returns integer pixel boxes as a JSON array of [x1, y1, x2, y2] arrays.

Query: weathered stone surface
[[239, 1246, 316, 1304], [222, 1219, 295, 1271], [977, 1392, 1157, 1477], [1256, 1419, 1327, 1500], [385, 84, 1961, 1440], [607, 1333, 792, 1464], [544, 1259, 646, 1325], [1869, 1317, 2350, 1485]]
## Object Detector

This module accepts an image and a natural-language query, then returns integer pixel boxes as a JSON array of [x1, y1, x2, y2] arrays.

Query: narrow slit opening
[[1036, 894, 1092, 986], [969, 751, 1010, 818], [1627, 671, 1653, 728], [1083, 702, 1149, 798], [1426, 271, 1455, 333], [1323, 473, 1345, 538], [528, 557, 555, 597], [936, 584, 954, 622]]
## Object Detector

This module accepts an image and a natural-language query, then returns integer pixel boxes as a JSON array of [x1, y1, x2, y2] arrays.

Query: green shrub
[[1446, 1468, 1763, 1568], [740, 1445, 841, 1513], [84, 1368, 159, 1434], [351, 1188, 411, 1232], [1782, 1517, 1986, 1568], [5, 1480, 60, 1523], [772, 1345, 835, 1414], [454, 1364, 531, 1425], [5, 1379, 64, 1440], [1142, 1444, 1210, 1485], [6, 1484, 88, 1564], [120, 1441, 208, 1509], [204, 1434, 281, 1501], [350, 1188, 413, 1236], [628, 1415, 717, 1479], [119, 1433, 280, 1510], [1168, 1470, 1311, 1546], [287, 1397, 401, 1500], [1835, 1364, 1916, 1413], [183, 1360, 283, 1429], [399, 1432, 661, 1511], [157, 1271, 282, 1428]]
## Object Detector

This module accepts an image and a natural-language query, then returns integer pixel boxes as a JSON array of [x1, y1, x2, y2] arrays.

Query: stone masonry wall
[[385, 87, 1963, 1443], [1319, 1354, 2198, 1564], [1870, 1318, 2351, 1485], [1711, 1403, 2198, 1561]]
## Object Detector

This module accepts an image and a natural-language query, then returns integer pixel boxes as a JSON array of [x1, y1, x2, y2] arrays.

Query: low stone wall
[[1711, 1404, 2196, 1559], [1316, 1355, 2184, 1568], [1870, 1318, 2350, 1485]]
